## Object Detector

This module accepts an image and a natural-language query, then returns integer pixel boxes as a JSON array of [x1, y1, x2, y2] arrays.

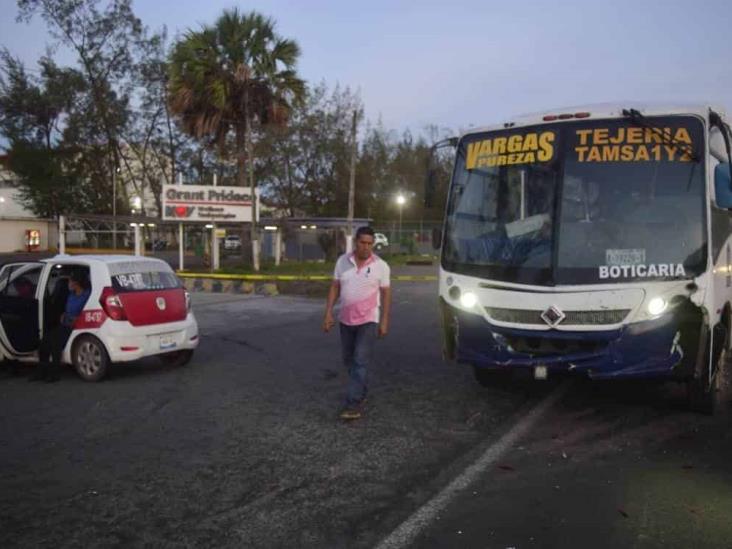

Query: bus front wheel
[[687, 325, 728, 415]]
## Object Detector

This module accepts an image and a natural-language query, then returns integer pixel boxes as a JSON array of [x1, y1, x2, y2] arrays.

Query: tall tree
[[259, 82, 362, 217], [168, 8, 306, 269], [17, 0, 167, 216], [0, 51, 91, 217]]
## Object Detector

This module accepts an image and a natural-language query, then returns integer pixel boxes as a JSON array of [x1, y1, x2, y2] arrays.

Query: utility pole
[[177, 173, 184, 271], [112, 164, 119, 250], [346, 108, 359, 254], [211, 173, 220, 272], [247, 124, 260, 271]]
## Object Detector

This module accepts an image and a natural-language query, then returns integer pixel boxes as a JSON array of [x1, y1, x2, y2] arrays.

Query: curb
[[181, 277, 279, 296]]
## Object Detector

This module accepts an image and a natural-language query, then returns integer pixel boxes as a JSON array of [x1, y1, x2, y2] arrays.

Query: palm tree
[[168, 9, 305, 269]]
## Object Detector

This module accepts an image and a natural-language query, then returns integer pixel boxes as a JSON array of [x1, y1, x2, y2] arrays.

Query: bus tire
[[687, 325, 728, 415], [72, 335, 110, 382]]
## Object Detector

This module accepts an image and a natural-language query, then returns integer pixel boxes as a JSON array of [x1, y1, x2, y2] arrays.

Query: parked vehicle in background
[[151, 239, 168, 251], [0, 255, 199, 381], [374, 232, 389, 251], [224, 235, 242, 250], [435, 103, 732, 413]]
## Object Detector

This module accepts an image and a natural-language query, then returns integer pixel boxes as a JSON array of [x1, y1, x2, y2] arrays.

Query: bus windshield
[[442, 116, 707, 285]]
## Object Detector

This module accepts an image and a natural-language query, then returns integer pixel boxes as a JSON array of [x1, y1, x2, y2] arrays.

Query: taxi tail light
[[100, 286, 127, 321], [185, 289, 191, 312]]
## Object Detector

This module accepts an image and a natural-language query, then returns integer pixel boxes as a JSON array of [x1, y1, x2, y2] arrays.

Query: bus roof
[[461, 102, 726, 139]]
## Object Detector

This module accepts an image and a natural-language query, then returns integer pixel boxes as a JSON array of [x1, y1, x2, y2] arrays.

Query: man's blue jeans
[[339, 322, 377, 406]]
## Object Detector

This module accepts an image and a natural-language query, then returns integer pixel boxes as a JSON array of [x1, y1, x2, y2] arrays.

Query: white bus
[[436, 104, 732, 412]]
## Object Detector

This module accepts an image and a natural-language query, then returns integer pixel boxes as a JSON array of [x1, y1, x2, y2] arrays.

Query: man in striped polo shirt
[[323, 226, 392, 420]]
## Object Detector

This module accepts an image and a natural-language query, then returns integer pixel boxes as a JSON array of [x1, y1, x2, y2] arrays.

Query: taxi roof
[[43, 254, 169, 267]]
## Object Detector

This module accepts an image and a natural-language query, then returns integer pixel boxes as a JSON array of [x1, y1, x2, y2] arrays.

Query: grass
[[380, 253, 437, 266], [213, 260, 335, 276]]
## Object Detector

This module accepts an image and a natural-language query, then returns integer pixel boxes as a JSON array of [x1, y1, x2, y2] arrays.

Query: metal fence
[[58, 214, 269, 271], [56, 215, 442, 269], [372, 221, 442, 256]]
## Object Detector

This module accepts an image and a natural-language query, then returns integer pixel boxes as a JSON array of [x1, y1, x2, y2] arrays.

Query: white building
[[0, 166, 34, 218], [0, 156, 58, 253]]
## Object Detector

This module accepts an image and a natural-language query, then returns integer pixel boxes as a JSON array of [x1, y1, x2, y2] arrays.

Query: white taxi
[[0, 255, 199, 381]]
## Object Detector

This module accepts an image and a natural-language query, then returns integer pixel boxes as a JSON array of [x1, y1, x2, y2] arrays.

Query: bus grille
[[485, 307, 631, 326], [503, 335, 606, 356]]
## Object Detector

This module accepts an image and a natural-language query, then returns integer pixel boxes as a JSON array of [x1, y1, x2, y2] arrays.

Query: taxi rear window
[[111, 271, 181, 292]]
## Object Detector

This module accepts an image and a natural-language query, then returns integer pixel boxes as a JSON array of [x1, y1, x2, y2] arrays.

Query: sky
[[1, 0, 732, 137]]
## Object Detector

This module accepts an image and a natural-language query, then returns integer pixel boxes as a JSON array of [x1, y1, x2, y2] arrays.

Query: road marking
[[375, 381, 571, 549]]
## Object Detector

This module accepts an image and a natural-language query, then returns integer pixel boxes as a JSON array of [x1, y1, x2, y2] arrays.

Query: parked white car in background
[[0, 255, 198, 381], [374, 232, 389, 251], [223, 235, 242, 250]]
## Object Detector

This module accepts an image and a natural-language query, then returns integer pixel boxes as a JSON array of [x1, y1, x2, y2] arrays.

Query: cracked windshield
[[444, 116, 706, 285]]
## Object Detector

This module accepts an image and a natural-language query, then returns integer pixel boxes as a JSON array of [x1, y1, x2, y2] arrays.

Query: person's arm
[[323, 280, 340, 332], [378, 262, 392, 338], [378, 286, 391, 338]]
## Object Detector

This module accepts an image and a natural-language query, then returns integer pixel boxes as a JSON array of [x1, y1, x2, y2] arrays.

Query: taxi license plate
[[159, 334, 177, 350]]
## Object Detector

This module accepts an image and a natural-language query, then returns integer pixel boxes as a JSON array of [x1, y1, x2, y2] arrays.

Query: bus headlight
[[460, 291, 478, 309], [647, 297, 668, 316]]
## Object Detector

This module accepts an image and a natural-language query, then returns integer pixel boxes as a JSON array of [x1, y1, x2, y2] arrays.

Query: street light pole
[[396, 193, 406, 252], [112, 167, 116, 249], [346, 108, 360, 254], [112, 165, 120, 250]]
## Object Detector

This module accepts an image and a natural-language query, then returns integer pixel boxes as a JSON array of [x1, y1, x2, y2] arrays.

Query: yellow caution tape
[[176, 272, 437, 282]]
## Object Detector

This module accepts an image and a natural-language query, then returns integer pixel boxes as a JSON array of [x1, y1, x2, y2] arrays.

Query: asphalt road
[[1, 282, 731, 548]]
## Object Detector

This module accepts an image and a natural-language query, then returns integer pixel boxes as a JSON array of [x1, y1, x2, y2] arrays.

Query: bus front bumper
[[451, 307, 698, 380]]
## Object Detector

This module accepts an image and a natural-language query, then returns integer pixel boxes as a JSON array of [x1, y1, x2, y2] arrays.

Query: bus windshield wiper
[[622, 108, 700, 162]]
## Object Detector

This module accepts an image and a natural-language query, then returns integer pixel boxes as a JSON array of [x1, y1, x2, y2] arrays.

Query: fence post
[[134, 224, 141, 256], [58, 215, 65, 254], [274, 228, 282, 266]]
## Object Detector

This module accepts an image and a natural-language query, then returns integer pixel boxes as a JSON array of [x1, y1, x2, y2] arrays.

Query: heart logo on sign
[[175, 206, 188, 217]]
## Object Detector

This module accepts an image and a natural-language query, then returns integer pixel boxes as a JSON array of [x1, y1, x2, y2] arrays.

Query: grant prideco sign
[[162, 184, 258, 222]]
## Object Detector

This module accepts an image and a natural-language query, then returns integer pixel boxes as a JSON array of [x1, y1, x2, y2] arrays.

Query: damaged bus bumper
[[446, 302, 703, 380]]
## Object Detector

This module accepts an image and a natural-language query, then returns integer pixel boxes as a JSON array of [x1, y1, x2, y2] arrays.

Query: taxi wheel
[[72, 335, 110, 382], [159, 350, 194, 367]]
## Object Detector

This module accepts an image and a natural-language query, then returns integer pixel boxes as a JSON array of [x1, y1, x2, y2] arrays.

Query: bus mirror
[[425, 137, 458, 208], [714, 163, 732, 208], [425, 169, 436, 208], [432, 226, 442, 250]]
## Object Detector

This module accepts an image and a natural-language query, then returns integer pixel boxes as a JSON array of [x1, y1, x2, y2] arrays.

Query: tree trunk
[[244, 91, 260, 271], [236, 124, 247, 187]]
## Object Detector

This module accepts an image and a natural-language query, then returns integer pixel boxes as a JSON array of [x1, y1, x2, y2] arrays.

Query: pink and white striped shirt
[[334, 252, 391, 326]]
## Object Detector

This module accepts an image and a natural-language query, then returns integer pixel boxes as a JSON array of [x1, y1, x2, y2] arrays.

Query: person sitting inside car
[[30, 270, 91, 382]]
